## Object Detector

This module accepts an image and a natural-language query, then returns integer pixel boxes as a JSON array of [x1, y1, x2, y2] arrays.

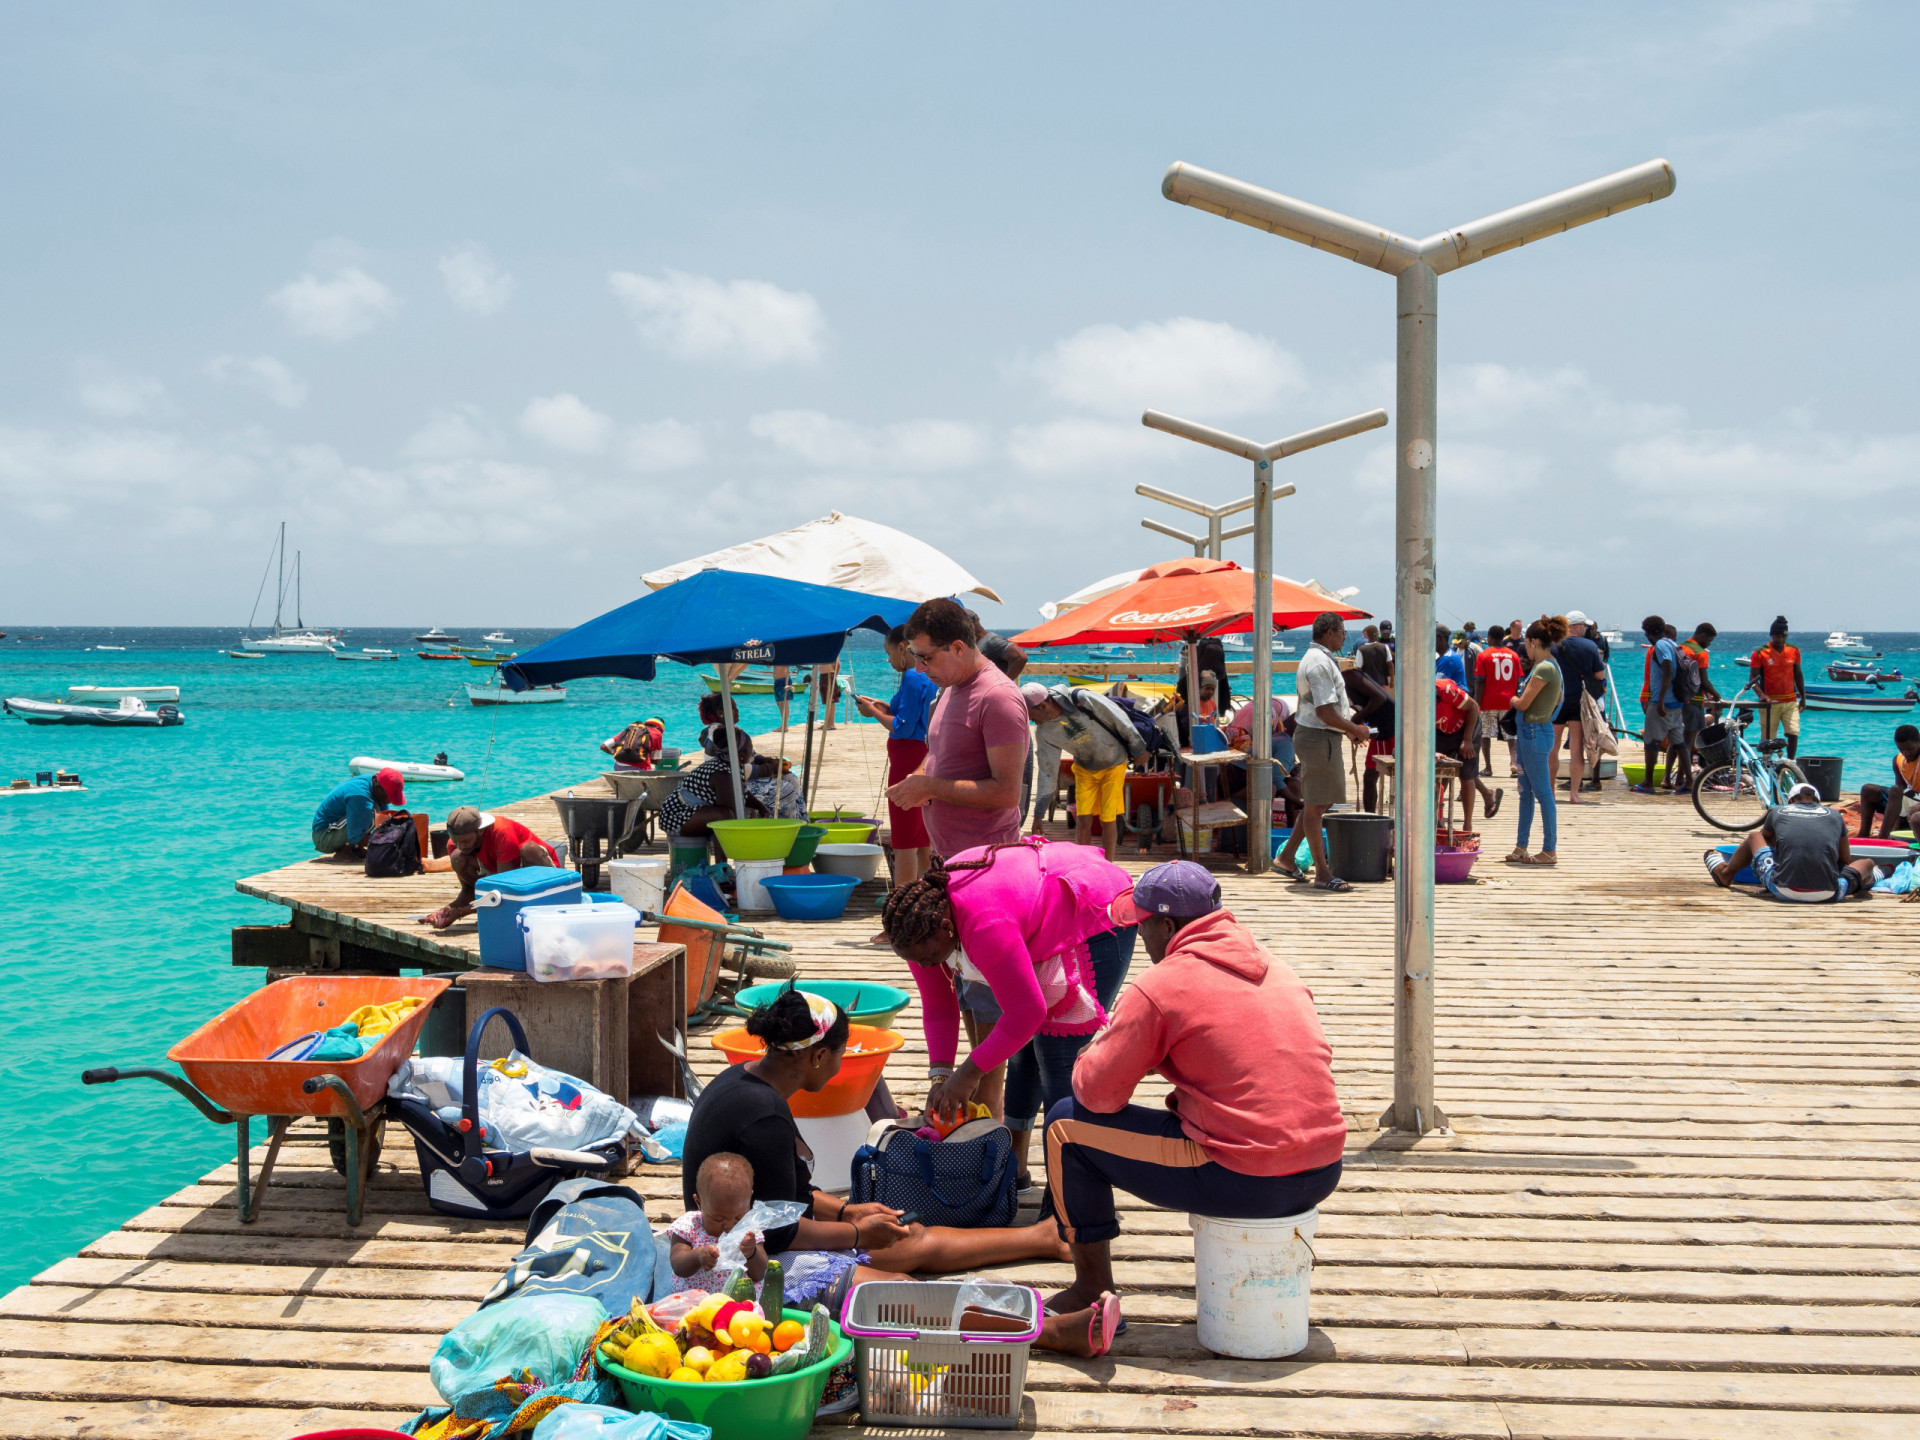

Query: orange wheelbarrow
[[82, 975, 449, 1225]]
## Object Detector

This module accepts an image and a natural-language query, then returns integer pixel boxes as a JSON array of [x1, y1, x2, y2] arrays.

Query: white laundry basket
[[1190, 1208, 1319, 1358]]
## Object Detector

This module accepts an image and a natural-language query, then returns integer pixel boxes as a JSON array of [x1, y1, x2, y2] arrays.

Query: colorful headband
[[772, 991, 840, 1050]]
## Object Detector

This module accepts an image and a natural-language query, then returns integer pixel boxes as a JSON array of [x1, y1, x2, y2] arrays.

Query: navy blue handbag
[[849, 1122, 1017, 1229]]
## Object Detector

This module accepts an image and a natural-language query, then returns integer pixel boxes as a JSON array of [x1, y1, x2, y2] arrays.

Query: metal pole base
[[1377, 1100, 1453, 1136]]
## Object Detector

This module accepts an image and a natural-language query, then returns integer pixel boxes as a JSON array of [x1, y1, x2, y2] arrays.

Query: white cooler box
[[517, 900, 639, 982]]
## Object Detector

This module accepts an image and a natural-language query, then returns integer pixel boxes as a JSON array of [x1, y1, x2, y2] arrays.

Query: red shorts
[[886, 737, 930, 850], [1364, 736, 1395, 773]]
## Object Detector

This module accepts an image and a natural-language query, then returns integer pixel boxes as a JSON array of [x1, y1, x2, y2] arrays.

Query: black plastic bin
[[1325, 812, 1393, 883], [1798, 755, 1844, 802]]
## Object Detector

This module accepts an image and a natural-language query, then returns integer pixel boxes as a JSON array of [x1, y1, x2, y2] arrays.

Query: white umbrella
[[642, 511, 1000, 603]]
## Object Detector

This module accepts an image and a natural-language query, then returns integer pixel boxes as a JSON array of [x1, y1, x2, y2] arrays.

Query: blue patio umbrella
[[500, 568, 920, 818]]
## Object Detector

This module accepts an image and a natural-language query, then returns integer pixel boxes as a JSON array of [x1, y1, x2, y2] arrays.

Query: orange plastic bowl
[[710, 1023, 905, 1117]]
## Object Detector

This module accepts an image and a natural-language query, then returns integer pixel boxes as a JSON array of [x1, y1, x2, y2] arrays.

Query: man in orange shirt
[[1746, 617, 1805, 760]]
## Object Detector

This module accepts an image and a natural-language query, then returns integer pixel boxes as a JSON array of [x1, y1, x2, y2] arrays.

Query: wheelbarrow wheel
[[327, 1116, 384, 1176]]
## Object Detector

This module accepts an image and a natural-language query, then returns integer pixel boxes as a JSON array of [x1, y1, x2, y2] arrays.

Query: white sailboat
[[240, 525, 343, 654]]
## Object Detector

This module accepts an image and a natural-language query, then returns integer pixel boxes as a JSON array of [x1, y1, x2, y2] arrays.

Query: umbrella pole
[[1186, 635, 1202, 860], [800, 667, 820, 811], [774, 669, 792, 812], [719, 666, 748, 820]]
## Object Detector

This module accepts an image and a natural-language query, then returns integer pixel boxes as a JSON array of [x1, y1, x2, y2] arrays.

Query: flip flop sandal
[[1091, 1291, 1122, 1357], [1271, 863, 1307, 883], [1485, 789, 1504, 819], [1312, 876, 1353, 892], [1702, 849, 1732, 887], [1629, 783, 1659, 795]]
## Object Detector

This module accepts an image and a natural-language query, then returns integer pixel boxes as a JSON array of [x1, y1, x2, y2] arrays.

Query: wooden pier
[[5, 720, 1919, 1438]]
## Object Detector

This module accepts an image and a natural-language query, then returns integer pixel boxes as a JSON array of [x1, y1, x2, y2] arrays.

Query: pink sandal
[[1090, 1291, 1121, 1357]]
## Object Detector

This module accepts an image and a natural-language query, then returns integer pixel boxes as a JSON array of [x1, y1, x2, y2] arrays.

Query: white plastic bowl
[[812, 842, 883, 881]]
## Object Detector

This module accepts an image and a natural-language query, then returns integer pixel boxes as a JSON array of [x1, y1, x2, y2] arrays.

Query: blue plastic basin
[[760, 873, 861, 921]]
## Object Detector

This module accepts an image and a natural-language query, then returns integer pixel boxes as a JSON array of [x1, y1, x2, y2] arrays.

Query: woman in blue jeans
[[1507, 615, 1566, 867]]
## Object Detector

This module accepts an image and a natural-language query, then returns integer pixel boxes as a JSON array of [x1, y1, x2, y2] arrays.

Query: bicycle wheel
[[1693, 763, 1769, 832], [1773, 760, 1808, 796]]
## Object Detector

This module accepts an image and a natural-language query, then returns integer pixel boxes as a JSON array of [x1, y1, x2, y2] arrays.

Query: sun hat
[[1109, 860, 1223, 925], [1564, 610, 1591, 627]]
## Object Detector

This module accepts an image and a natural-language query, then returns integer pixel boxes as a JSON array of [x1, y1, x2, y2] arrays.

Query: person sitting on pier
[[1855, 725, 1920, 839], [658, 724, 777, 839], [311, 766, 405, 860], [1703, 783, 1877, 902], [420, 804, 560, 929], [1041, 860, 1344, 1320]]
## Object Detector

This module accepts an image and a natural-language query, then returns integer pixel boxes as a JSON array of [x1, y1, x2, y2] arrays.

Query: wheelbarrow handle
[[301, 1073, 371, 1131], [82, 1066, 234, 1125]]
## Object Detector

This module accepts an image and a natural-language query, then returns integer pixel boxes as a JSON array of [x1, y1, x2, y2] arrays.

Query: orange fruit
[[771, 1320, 805, 1352]]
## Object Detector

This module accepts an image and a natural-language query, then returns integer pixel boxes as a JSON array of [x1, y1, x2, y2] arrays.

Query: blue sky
[[0, 1, 1912, 633]]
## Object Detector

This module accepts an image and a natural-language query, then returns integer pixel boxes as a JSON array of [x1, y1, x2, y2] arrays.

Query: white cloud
[[519, 393, 614, 454], [440, 244, 514, 316], [748, 410, 990, 471], [401, 405, 496, 461], [77, 369, 167, 420], [623, 420, 706, 472], [1006, 417, 1158, 475], [609, 269, 827, 367], [1023, 318, 1305, 419], [207, 354, 308, 409], [269, 266, 398, 341]]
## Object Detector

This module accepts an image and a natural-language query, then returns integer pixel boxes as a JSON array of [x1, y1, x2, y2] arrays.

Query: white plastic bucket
[[733, 858, 786, 913], [606, 857, 668, 916], [1190, 1208, 1319, 1358]]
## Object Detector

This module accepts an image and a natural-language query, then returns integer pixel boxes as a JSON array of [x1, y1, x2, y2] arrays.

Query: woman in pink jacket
[[883, 838, 1138, 1189]]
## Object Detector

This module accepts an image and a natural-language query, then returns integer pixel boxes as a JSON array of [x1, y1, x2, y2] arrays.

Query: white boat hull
[[465, 684, 566, 706], [5, 697, 183, 726], [348, 755, 466, 782], [69, 685, 179, 702]]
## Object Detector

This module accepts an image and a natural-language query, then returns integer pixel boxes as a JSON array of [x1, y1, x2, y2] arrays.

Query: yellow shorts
[[1073, 762, 1127, 822], [1761, 700, 1800, 740]]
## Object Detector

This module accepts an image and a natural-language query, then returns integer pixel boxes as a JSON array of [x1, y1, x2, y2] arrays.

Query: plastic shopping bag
[[532, 1404, 712, 1440], [715, 1200, 810, 1269]]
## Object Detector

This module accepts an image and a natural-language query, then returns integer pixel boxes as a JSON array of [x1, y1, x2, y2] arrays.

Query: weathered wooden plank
[[0, 1401, 415, 1439], [0, 1284, 467, 1334]]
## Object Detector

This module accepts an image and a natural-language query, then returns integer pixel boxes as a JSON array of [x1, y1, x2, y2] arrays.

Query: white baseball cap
[[1565, 610, 1592, 626], [1785, 782, 1820, 803]]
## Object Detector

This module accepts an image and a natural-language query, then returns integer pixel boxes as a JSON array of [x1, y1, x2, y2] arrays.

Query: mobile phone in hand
[[894, 1211, 919, 1228]]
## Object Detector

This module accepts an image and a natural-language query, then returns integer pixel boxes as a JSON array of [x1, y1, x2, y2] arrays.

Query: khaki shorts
[[1761, 700, 1801, 740], [1294, 727, 1347, 807], [1073, 762, 1127, 822]]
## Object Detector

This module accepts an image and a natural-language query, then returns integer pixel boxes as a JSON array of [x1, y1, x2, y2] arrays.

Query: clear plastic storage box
[[516, 899, 638, 982]]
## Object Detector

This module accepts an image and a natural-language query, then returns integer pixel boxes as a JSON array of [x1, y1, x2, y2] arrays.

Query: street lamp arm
[[1141, 517, 1206, 547], [1162, 162, 1422, 275], [1421, 158, 1675, 274], [1142, 410, 1263, 462], [1134, 482, 1216, 517], [1264, 408, 1390, 461]]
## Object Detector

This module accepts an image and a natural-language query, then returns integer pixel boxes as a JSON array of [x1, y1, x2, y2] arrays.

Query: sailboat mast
[[274, 521, 285, 637], [296, 551, 303, 629]]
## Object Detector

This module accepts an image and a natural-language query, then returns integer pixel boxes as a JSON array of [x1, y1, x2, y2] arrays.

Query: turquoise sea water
[[3, 625, 1915, 1292]]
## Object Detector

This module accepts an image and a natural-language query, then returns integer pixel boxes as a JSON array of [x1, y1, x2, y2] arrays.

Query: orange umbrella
[[1010, 559, 1369, 648]]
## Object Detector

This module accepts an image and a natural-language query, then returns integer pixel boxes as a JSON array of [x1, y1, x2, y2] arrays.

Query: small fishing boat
[[447, 643, 494, 654], [69, 685, 180, 703], [414, 627, 460, 643], [466, 653, 510, 666], [465, 684, 565, 706], [1827, 662, 1902, 683], [482, 631, 515, 645], [227, 649, 267, 660], [362, 647, 396, 657], [334, 649, 399, 662], [348, 755, 466, 783], [92, 645, 126, 652], [1824, 630, 1875, 653], [417, 649, 465, 661], [3, 770, 84, 797], [1089, 644, 1137, 662], [4, 696, 183, 726], [701, 667, 782, 695], [1802, 683, 1917, 714]]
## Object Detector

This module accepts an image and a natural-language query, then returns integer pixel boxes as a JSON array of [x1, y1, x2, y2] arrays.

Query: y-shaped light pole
[[1162, 158, 1676, 1134], [1141, 408, 1388, 874]]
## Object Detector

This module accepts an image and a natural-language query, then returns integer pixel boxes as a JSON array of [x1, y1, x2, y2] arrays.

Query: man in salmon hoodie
[[1041, 859, 1346, 1315]]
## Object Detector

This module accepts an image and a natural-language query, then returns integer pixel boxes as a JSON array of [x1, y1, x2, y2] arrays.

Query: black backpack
[[1672, 645, 1703, 703], [365, 810, 422, 877]]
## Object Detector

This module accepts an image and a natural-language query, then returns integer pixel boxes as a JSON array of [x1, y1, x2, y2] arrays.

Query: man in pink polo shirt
[[886, 597, 1028, 858]]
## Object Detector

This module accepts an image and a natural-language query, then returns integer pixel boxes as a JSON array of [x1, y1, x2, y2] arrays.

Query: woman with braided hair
[[886, 837, 1138, 1192]]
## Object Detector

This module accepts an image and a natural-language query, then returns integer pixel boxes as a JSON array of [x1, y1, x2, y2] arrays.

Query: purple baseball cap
[[1110, 860, 1222, 925]]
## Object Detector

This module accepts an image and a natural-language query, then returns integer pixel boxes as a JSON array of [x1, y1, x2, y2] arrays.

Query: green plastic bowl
[[707, 818, 805, 861], [784, 824, 828, 867], [735, 979, 912, 1029], [813, 819, 877, 844], [600, 1309, 853, 1440], [1620, 762, 1671, 787]]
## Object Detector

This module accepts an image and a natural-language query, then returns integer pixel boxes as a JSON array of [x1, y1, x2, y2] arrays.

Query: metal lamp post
[[1141, 408, 1388, 874], [1162, 158, 1675, 1134]]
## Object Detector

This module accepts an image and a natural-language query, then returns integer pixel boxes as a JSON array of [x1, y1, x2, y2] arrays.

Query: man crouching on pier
[[420, 804, 559, 929]]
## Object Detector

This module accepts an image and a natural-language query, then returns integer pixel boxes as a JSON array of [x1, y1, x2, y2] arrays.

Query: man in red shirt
[[1746, 616, 1805, 760], [1472, 622, 1522, 779], [1436, 675, 1498, 832], [421, 804, 561, 929]]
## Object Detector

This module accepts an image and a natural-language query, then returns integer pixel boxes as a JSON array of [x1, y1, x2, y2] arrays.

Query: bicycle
[[1689, 693, 1809, 832]]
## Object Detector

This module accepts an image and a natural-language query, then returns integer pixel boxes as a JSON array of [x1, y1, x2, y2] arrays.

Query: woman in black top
[[681, 987, 1118, 1353]]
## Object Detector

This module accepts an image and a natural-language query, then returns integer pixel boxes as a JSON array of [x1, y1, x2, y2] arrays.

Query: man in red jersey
[[421, 804, 561, 929]]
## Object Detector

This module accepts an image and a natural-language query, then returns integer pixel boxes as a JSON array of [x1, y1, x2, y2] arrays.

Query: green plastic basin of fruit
[[1620, 763, 1671, 786], [600, 1308, 853, 1440], [707, 818, 805, 861]]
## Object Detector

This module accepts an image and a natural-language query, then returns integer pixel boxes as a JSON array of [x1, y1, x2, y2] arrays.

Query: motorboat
[[1802, 682, 1917, 714], [69, 684, 180, 702], [482, 631, 515, 645], [1089, 644, 1136, 662], [465, 684, 566, 706], [334, 649, 399, 662], [1600, 628, 1637, 648], [91, 645, 126, 651], [417, 649, 465, 660], [415, 627, 460, 643], [348, 755, 466, 783], [227, 649, 266, 660], [1827, 662, 1902, 684], [1219, 634, 1295, 655], [1825, 631, 1875, 653], [5, 695, 183, 726], [238, 525, 342, 653]]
